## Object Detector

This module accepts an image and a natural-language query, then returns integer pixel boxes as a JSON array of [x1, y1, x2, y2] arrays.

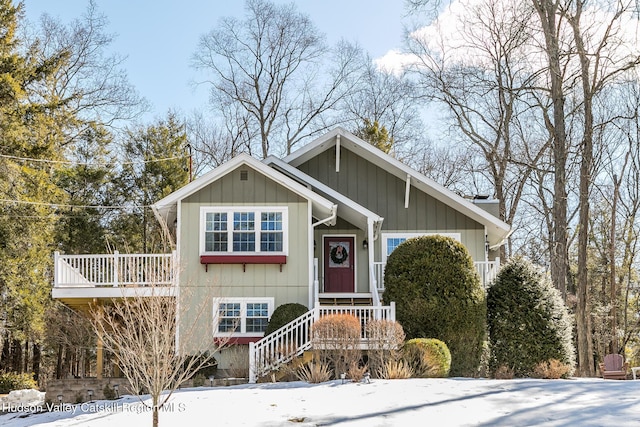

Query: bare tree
[[407, 0, 548, 258], [29, 0, 149, 140], [90, 282, 228, 427], [191, 0, 360, 158], [340, 51, 425, 154]]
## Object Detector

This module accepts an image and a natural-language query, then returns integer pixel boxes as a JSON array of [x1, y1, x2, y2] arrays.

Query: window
[[218, 302, 241, 332], [201, 207, 287, 255], [382, 233, 461, 261], [213, 298, 274, 336]]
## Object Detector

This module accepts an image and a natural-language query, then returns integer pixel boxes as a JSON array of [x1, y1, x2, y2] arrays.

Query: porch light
[[362, 239, 368, 249], [209, 375, 215, 387], [87, 389, 94, 400], [57, 394, 63, 403], [113, 384, 119, 398]]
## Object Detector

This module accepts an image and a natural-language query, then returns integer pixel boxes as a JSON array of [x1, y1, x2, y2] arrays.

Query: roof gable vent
[[240, 170, 248, 181]]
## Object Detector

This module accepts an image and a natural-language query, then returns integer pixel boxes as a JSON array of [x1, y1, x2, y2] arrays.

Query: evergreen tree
[[355, 119, 393, 154], [111, 112, 189, 253], [0, 0, 68, 375]]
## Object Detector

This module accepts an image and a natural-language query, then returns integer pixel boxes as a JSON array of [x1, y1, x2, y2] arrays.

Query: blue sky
[[22, 1, 408, 121]]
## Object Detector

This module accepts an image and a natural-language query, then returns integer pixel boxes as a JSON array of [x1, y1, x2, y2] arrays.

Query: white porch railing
[[54, 251, 176, 287], [249, 303, 396, 383], [373, 259, 501, 292]]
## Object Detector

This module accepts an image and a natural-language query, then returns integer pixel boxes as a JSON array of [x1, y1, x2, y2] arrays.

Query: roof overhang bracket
[[335, 134, 341, 173], [404, 174, 411, 209]]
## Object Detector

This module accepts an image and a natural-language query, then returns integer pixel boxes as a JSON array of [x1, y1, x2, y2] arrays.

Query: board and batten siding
[[177, 165, 311, 351], [297, 147, 486, 261]]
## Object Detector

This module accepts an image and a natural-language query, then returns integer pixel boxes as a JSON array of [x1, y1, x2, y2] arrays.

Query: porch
[[52, 251, 176, 310]]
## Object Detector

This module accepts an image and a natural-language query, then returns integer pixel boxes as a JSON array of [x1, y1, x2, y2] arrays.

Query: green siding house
[[52, 127, 511, 382]]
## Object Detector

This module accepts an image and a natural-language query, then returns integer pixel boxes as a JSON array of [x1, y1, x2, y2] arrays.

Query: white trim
[[322, 234, 357, 293], [152, 153, 335, 239], [381, 232, 462, 263], [212, 297, 275, 338], [199, 206, 289, 256]]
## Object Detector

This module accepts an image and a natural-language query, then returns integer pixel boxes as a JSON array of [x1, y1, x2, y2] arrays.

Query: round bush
[[265, 303, 308, 335], [403, 338, 451, 378], [382, 235, 486, 377], [487, 257, 575, 377]]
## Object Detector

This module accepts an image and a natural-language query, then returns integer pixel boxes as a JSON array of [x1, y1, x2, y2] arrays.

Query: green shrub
[[383, 235, 486, 376], [487, 257, 575, 378], [0, 372, 37, 393], [403, 338, 451, 378], [265, 303, 308, 335]]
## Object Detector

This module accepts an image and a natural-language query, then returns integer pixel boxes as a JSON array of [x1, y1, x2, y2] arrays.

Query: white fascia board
[[152, 153, 335, 222]]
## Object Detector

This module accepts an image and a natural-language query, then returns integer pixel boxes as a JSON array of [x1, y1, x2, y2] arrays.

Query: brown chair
[[599, 354, 629, 380]]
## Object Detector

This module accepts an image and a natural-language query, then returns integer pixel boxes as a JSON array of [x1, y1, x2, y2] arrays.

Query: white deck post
[[53, 251, 59, 287], [113, 250, 119, 287], [249, 341, 256, 383]]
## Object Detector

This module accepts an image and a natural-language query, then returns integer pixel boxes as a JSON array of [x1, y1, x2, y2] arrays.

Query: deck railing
[[249, 303, 395, 383], [54, 251, 176, 287], [373, 258, 501, 291]]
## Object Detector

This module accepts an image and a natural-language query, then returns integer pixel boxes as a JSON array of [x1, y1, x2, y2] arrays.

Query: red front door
[[324, 237, 355, 293]]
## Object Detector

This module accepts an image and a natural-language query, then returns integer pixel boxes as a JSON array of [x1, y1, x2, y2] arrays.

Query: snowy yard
[[0, 377, 639, 426]]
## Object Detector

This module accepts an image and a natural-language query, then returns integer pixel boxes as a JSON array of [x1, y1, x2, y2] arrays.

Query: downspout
[[367, 218, 381, 307]]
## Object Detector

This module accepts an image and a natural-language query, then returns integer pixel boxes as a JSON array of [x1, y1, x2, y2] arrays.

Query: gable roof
[[283, 127, 511, 248], [152, 153, 337, 230], [264, 156, 384, 237]]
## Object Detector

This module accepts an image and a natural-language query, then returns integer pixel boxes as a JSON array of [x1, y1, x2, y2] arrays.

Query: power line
[[0, 153, 187, 167], [0, 199, 151, 209]]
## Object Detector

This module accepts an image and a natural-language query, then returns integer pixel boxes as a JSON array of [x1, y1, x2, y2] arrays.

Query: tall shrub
[[487, 257, 575, 377], [311, 314, 361, 379], [383, 235, 486, 376]]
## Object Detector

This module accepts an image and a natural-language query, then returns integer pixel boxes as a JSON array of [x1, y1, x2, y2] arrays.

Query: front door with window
[[324, 236, 355, 293]]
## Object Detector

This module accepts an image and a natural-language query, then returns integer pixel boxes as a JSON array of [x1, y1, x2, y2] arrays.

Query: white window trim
[[200, 206, 288, 256], [381, 232, 462, 263], [212, 297, 275, 337]]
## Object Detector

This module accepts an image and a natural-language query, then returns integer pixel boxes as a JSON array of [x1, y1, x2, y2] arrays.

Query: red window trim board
[[200, 255, 287, 272]]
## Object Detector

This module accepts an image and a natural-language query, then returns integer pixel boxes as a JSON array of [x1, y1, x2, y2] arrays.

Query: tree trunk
[[11, 339, 22, 373], [532, 0, 569, 299], [571, 5, 596, 376], [32, 343, 41, 382]]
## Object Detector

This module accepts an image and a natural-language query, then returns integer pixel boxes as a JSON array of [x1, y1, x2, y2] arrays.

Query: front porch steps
[[318, 293, 373, 306]]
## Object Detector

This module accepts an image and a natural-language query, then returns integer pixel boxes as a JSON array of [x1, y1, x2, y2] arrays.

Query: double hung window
[[213, 298, 274, 336], [201, 207, 287, 255]]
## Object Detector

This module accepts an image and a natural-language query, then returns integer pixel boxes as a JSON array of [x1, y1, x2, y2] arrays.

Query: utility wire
[[0, 153, 187, 167], [0, 199, 151, 209]]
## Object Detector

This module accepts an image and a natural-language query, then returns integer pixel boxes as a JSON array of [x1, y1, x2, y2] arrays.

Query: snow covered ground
[[0, 377, 638, 426]]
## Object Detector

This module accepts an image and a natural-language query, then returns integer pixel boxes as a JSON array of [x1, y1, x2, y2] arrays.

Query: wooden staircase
[[249, 303, 396, 383]]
